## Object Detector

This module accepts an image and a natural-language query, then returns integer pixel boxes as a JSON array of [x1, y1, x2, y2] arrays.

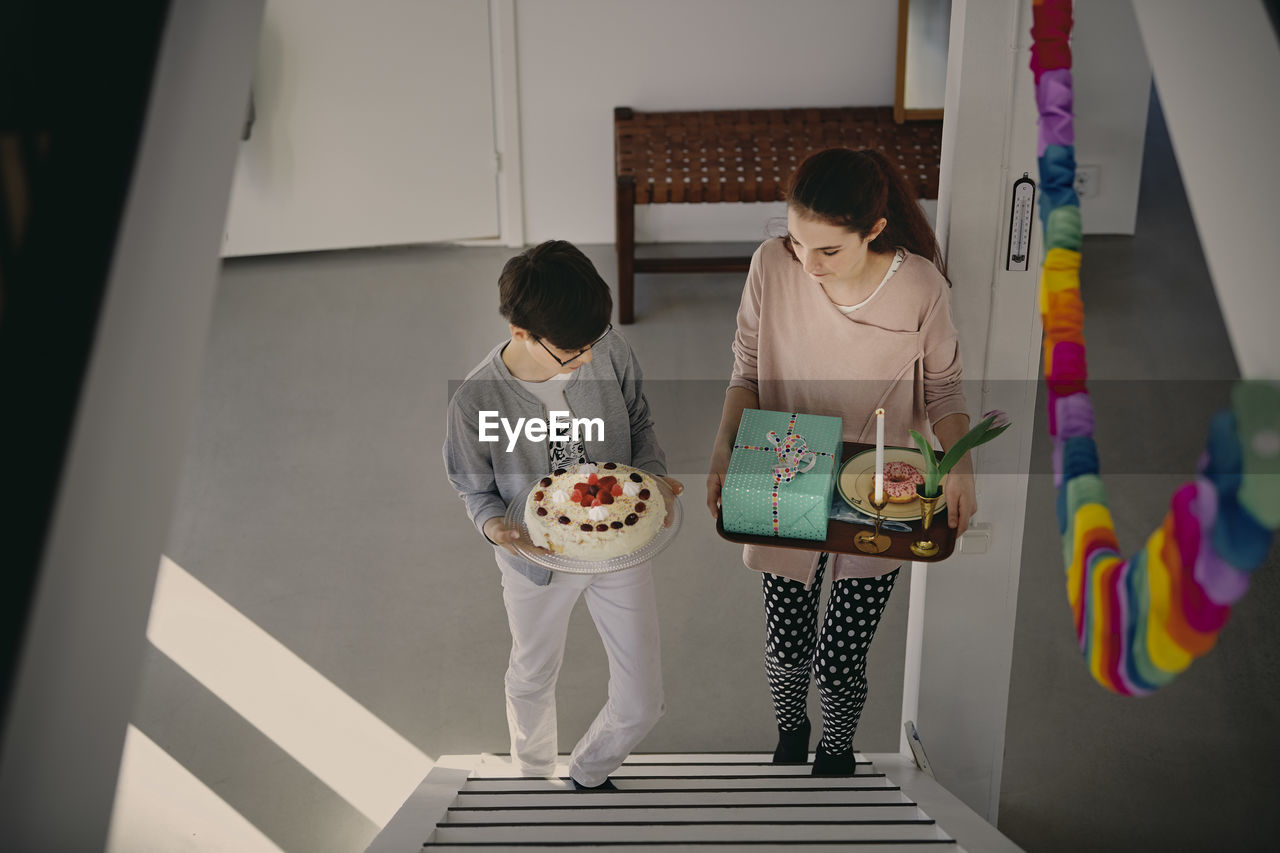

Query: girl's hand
[[706, 455, 729, 519], [940, 468, 976, 538]]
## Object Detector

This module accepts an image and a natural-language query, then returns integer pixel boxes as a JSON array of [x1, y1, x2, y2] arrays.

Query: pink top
[[730, 237, 968, 583]]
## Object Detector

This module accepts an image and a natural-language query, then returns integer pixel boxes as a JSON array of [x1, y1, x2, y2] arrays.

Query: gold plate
[[837, 447, 945, 523]]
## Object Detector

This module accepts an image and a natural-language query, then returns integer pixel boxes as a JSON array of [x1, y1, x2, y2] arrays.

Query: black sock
[[772, 717, 812, 764], [811, 742, 855, 776]]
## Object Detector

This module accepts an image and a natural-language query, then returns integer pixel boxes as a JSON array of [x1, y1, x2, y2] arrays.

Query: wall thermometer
[[1006, 172, 1036, 271]]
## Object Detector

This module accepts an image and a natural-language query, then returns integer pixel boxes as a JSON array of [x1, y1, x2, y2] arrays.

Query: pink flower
[[983, 410, 1012, 430]]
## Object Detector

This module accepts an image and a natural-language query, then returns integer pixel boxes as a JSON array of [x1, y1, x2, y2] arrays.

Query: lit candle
[[874, 408, 885, 504]]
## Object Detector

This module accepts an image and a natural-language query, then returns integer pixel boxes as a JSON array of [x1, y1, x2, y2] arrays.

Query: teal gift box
[[721, 409, 843, 540]]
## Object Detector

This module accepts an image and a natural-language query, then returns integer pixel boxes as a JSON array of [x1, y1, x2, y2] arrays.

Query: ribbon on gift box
[[733, 413, 837, 535], [768, 430, 818, 484]]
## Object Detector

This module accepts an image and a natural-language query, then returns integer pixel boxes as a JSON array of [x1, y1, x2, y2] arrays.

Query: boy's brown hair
[[498, 241, 612, 350]]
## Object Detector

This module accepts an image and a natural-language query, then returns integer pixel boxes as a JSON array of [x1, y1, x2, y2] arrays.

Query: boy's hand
[[476, 514, 545, 555], [483, 517, 530, 557], [657, 476, 684, 528]]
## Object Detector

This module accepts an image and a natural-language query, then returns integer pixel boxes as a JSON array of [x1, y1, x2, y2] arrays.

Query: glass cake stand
[[503, 471, 683, 574]]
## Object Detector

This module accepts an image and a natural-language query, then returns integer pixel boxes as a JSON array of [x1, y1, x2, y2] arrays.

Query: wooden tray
[[715, 442, 957, 562]]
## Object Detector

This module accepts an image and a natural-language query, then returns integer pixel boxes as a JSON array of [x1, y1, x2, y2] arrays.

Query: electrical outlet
[[959, 522, 991, 555], [1074, 165, 1100, 199]]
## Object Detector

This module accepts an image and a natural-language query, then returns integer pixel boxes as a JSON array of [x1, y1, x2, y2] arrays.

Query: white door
[[223, 0, 498, 256]]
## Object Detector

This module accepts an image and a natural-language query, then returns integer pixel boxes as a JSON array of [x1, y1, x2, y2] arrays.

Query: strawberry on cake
[[524, 462, 666, 561]]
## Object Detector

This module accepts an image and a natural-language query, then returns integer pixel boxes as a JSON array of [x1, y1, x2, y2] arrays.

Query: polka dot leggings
[[763, 554, 900, 754]]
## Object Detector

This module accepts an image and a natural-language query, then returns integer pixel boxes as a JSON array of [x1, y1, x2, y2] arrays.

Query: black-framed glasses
[[534, 323, 612, 366]]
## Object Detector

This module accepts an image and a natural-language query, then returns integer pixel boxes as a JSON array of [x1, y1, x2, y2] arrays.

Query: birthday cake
[[524, 462, 666, 561]]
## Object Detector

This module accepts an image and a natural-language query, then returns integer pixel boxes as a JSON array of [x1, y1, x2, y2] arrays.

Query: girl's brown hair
[[785, 148, 946, 278]]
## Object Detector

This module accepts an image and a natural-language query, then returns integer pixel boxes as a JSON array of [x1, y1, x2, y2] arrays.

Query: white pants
[[498, 560, 665, 787]]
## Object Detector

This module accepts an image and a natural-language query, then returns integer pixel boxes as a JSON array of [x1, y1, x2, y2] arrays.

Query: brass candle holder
[[854, 491, 892, 554], [910, 487, 943, 558]]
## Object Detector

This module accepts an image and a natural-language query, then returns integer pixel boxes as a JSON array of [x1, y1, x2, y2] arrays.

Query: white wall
[[515, 0, 898, 245], [1070, 0, 1151, 235], [0, 2, 263, 849], [914, 0, 1043, 822], [511, 0, 1148, 245], [1130, 0, 1280, 379], [223, 0, 499, 256], [904, 0, 951, 110]]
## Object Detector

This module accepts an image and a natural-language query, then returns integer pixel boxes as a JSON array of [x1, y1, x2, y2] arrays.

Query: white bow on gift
[[767, 431, 817, 484]]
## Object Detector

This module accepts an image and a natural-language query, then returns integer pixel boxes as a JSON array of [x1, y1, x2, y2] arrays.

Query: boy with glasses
[[444, 240, 682, 790]]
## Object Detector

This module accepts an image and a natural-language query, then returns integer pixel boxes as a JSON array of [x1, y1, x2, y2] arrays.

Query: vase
[[910, 484, 942, 558]]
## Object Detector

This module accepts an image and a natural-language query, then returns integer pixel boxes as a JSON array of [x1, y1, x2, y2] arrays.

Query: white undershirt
[[834, 247, 906, 314], [514, 370, 572, 415], [513, 371, 585, 469]]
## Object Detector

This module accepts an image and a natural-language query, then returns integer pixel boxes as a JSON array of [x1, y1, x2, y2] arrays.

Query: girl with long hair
[[707, 147, 976, 775]]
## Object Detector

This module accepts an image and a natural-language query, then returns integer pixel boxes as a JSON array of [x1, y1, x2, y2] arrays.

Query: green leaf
[[935, 416, 1012, 475], [908, 429, 941, 496]]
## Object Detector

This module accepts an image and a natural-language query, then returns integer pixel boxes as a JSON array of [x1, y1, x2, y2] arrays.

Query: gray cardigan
[[443, 330, 668, 585]]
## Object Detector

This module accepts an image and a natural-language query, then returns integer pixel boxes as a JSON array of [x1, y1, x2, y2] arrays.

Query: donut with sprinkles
[[883, 461, 924, 503]]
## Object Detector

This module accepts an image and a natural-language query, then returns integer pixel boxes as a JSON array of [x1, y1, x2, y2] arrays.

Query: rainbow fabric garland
[[1031, 0, 1279, 696]]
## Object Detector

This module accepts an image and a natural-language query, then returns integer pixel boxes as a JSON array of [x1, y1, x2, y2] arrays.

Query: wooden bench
[[613, 106, 944, 324]]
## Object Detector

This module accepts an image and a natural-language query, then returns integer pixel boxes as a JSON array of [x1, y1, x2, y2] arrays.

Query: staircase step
[[422, 840, 952, 845], [482, 752, 783, 765], [470, 763, 868, 779], [611, 762, 873, 776], [453, 788, 910, 808], [430, 820, 952, 844], [462, 774, 890, 793], [371, 754, 1016, 853], [444, 803, 927, 824], [621, 753, 803, 763]]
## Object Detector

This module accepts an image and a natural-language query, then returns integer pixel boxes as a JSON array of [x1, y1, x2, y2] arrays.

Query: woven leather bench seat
[[613, 106, 943, 323]]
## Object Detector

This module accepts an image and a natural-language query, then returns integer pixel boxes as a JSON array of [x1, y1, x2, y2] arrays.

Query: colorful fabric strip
[[1030, 0, 1277, 695]]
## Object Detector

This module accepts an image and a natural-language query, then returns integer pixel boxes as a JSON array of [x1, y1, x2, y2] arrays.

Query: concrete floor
[[118, 95, 1279, 853], [996, 95, 1280, 851], [129, 235, 913, 853]]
